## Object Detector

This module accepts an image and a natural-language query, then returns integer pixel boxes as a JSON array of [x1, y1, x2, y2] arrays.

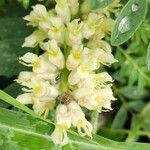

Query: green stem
[[59, 68, 70, 92], [91, 111, 99, 134], [59, 46, 70, 93]]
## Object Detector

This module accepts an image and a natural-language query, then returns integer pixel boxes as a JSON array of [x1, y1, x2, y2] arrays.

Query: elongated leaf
[[0, 90, 53, 125], [0, 107, 54, 150], [137, 74, 146, 91], [0, 83, 22, 108], [111, 0, 147, 46], [111, 105, 127, 129], [146, 43, 150, 71], [128, 69, 138, 86], [91, 0, 113, 9], [129, 101, 146, 113], [119, 86, 148, 100], [103, 105, 128, 141], [126, 103, 150, 142], [0, 107, 150, 150]]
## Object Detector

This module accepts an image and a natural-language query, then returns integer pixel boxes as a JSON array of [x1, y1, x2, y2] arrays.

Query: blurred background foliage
[[0, 0, 150, 148]]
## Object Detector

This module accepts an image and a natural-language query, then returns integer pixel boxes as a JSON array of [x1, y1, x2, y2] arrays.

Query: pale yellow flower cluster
[[16, 0, 121, 145]]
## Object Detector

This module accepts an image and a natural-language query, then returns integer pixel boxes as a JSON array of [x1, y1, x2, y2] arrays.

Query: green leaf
[[128, 69, 138, 86], [0, 83, 22, 108], [111, 105, 127, 129], [126, 103, 150, 142], [118, 47, 150, 87], [0, 107, 54, 150], [0, 107, 150, 150], [142, 103, 150, 132], [102, 105, 128, 141], [0, 18, 34, 77], [0, 39, 33, 77], [111, 0, 147, 46], [137, 74, 146, 91], [0, 18, 31, 40], [119, 86, 148, 100], [146, 43, 150, 71], [0, 0, 5, 9], [129, 101, 146, 113], [91, 0, 113, 9], [4, 83, 22, 98]]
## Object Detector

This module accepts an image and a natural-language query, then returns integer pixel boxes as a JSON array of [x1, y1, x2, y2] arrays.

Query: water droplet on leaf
[[132, 3, 138, 12], [118, 16, 131, 33]]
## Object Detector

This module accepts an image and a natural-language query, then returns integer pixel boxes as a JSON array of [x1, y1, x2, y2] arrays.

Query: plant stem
[[59, 45, 70, 93], [59, 68, 70, 92], [91, 111, 99, 134]]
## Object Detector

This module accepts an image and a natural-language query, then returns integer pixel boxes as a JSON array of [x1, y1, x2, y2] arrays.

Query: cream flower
[[66, 19, 83, 45], [66, 45, 83, 70], [40, 40, 65, 69], [48, 17, 65, 44], [78, 72, 113, 89], [22, 78, 58, 98], [33, 97, 55, 116], [55, 0, 71, 23], [68, 63, 91, 85], [68, 101, 93, 137], [94, 87, 116, 111], [51, 104, 71, 145], [16, 71, 34, 87], [95, 48, 118, 65], [19, 52, 57, 73], [22, 30, 47, 48], [67, 0, 79, 15], [73, 87, 116, 111], [17, 93, 55, 116], [17, 93, 34, 105], [38, 16, 65, 44], [82, 13, 102, 39], [80, 0, 91, 15], [24, 4, 49, 26], [88, 40, 112, 52]]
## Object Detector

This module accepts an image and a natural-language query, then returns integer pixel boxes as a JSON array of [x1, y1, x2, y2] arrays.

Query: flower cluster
[[16, 0, 121, 146]]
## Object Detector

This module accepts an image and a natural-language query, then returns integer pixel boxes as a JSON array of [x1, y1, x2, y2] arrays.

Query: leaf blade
[[0, 107, 150, 150], [111, 0, 147, 46]]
